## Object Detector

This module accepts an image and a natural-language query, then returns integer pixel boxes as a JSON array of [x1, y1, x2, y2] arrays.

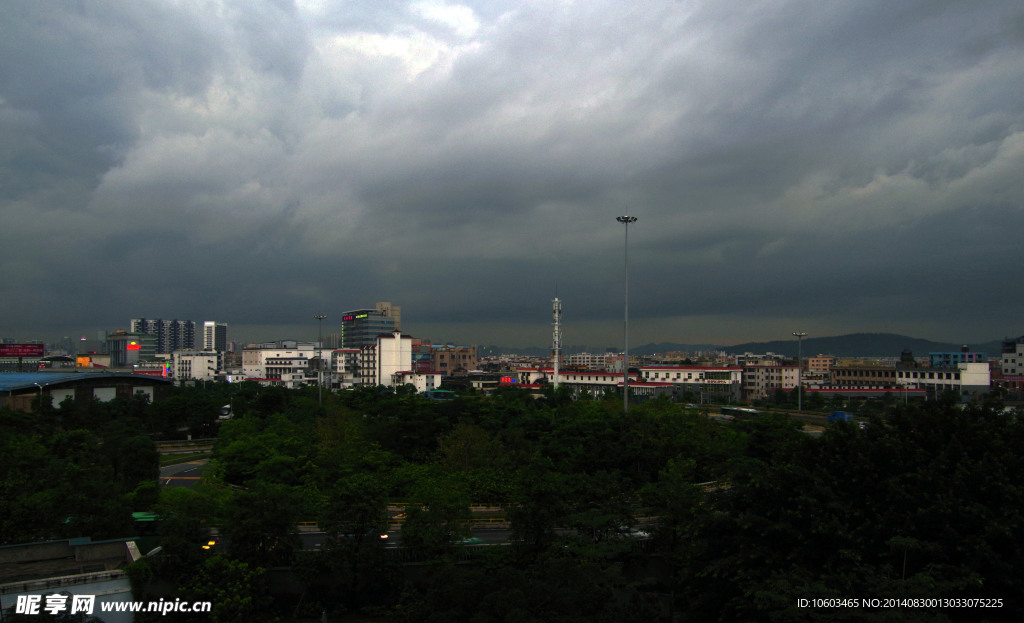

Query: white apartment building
[[895, 362, 990, 397], [357, 330, 413, 387], [378, 330, 412, 387], [640, 366, 744, 402], [171, 350, 222, 382], [331, 348, 361, 389], [392, 371, 442, 392], [515, 368, 638, 398], [242, 342, 317, 388]]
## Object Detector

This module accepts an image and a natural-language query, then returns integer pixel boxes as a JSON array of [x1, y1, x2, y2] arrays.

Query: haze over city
[[3, 1, 1024, 348]]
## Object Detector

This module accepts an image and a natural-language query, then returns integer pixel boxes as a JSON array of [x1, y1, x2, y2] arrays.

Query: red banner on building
[[0, 344, 44, 357]]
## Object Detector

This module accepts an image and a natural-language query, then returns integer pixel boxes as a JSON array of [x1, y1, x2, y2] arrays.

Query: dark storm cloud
[[2, 0, 1024, 347]]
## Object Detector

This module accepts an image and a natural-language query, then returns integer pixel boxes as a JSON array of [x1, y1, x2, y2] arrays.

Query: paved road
[[159, 459, 210, 488], [298, 527, 514, 550]]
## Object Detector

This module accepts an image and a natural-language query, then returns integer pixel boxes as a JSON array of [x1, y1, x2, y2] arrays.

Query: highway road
[[159, 459, 210, 488]]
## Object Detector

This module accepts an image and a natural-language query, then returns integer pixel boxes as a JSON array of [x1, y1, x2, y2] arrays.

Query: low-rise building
[[0, 537, 143, 623], [895, 362, 990, 398], [0, 372, 173, 411], [391, 371, 442, 393], [830, 365, 898, 389], [171, 350, 223, 382], [640, 365, 744, 402], [242, 341, 317, 388]]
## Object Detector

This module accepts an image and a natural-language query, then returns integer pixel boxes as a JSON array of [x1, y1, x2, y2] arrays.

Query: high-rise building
[[129, 318, 195, 353], [202, 321, 228, 351], [376, 301, 401, 330], [341, 303, 400, 348]]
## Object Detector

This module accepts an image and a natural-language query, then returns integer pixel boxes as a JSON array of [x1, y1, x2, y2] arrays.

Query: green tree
[[220, 482, 305, 565], [177, 555, 274, 623]]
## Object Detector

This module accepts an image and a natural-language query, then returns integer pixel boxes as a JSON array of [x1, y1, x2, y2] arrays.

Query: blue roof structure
[[0, 372, 172, 392]]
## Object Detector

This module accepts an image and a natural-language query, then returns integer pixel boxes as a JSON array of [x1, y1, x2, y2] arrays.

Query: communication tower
[[552, 297, 562, 389]]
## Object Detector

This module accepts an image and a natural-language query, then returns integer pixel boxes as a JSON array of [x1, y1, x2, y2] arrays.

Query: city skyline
[[3, 1, 1024, 348]]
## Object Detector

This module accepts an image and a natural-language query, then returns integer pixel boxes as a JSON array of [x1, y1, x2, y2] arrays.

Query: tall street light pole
[[314, 314, 326, 405], [792, 331, 807, 411], [617, 215, 637, 413]]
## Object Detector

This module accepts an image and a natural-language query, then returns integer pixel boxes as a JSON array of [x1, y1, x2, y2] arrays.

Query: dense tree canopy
[[5, 382, 1021, 621]]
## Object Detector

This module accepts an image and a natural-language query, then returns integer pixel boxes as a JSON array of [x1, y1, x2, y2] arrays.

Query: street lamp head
[[313, 314, 326, 321], [792, 331, 807, 338], [616, 216, 638, 224]]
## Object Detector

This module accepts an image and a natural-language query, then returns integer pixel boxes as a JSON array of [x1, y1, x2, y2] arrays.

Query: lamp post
[[792, 331, 806, 410], [33, 382, 43, 412], [617, 215, 637, 413], [314, 314, 326, 405]]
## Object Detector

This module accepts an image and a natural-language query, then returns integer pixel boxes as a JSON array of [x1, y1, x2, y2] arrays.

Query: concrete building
[[806, 355, 837, 374], [567, 352, 617, 370], [242, 342, 317, 388], [1000, 336, 1024, 375], [514, 368, 640, 399], [639, 365, 744, 402], [172, 350, 223, 382], [376, 330, 413, 387], [417, 344, 477, 375], [830, 365, 899, 389], [391, 370, 442, 392], [330, 348, 361, 388], [742, 362, 799, 400], [895, 362, 990, 398], [202, 321, 228, 352]]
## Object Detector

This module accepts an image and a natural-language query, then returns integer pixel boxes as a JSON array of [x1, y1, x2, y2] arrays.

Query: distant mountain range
[[482, 333, 1008, 359]]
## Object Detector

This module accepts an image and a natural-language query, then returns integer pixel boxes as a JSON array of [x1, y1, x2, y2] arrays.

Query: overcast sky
[[3, 0, 1024, 349]]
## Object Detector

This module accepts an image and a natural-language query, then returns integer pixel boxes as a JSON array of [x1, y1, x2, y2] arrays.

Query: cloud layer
[[3, 0, 1024, 347]]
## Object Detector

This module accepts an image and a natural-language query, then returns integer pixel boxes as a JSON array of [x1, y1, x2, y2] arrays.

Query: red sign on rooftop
[[0, 344, 44, 357]]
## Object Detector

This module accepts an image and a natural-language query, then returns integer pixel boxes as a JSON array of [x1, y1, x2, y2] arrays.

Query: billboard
[[0, 344, 45, 357]]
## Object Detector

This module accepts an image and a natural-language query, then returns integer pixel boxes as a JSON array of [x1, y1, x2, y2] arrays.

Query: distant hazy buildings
[[929, 349, 986, 368], [568, 352, 618, 370]]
